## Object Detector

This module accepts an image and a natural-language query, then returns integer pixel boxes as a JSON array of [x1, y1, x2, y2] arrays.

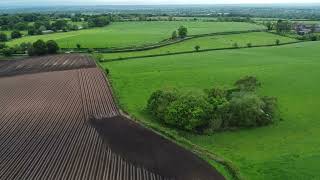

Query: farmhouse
[[294, 23, 320, 35]]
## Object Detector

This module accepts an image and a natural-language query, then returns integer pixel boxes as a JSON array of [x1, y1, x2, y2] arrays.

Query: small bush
[[88, 48, 94, 53], [194, 45, 200, 51], [310, 34, 318, 41], [247, 43, 252, 48], [19, 42, 32, 51], [171, 30, 177, 39], [11, 30, 22, 39], [0, 33, 8, 42], [233, 42, 239, 48], [275, 39, 280, 45], [93, 53, 103, 62], [0, 42, 6, 49], [105, 68, 110, 75], [27, 46, 35, 56], [234, 76, 261, 91], [2, 47, 14, 57]]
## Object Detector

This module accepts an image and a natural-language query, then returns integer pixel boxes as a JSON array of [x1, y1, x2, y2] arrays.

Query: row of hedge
[[101, 40, 303, 62], [146, 76, 278, 133], [60, 29, 265, 53]]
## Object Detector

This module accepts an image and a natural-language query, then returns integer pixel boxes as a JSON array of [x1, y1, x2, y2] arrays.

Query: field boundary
[[60, 29, 266, 53], [117, 108, 243, 180], [101, 40, 304, 62], [103, 70, 242, 180]]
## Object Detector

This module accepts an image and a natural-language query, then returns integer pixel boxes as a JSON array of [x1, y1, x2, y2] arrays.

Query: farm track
[[0, 54, 224, 180]]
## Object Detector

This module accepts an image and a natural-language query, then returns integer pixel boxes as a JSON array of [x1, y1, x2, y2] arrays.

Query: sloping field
[[7, 21, 266, 49], [103, 32, 297, 60], [0, 54, 95, 77], [103, 41, 320, 179], [0, 55, 223, 180]]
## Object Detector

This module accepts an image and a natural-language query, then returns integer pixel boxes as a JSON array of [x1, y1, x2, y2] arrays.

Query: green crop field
[[7, 21, 265, 49], [102, 41, 320, 179], [103, 32, 298, 60]]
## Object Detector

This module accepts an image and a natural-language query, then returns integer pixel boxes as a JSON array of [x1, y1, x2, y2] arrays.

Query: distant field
[[103, 41, 320, 179], [103, 32, 297, 60], [0, 31, 27, 37], [7, 21, 266, 49]]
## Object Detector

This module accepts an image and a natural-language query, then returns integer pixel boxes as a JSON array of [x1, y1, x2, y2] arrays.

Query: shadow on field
[[90, 115, 225, 180]]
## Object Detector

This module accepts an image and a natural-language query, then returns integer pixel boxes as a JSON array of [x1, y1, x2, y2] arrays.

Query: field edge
[[98, 64, 241, 180]]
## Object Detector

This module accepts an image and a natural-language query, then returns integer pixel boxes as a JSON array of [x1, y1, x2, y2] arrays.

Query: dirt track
[[0, 54, 224, 180]]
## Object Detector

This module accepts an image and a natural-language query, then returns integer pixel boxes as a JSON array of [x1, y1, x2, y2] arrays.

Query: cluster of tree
[[27, 19, 82, 36], [147, 76, 278, 133], [0, 39, 59, 57], [298, 33, 320, 41], [263, 20, 292, 33], [275, 20, 292, 34], [0, 13, 94, 39], [0, 31, 23, 42], [171, 26, 188, 39], [88, 15, 111, 27], [0, 41, 31, 56], [27, 40, 60, 56]]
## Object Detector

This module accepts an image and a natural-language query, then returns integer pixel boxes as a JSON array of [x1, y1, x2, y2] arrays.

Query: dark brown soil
[[91, 115, 225, 180], [0, 54, 95, 77], [0, 54, 225, 179]]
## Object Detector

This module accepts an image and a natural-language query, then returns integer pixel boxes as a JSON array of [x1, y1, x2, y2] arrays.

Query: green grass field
[[103, 32, 297, 60], [102, 41, 320, 179], [0, 31, 27, 37], [7, 21, 265, 49]]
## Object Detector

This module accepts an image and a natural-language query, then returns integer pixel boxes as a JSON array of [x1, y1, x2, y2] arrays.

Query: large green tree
[[46, 40, 59, 54], [178, 26, 188, 38], [32, 39, 47, 55]]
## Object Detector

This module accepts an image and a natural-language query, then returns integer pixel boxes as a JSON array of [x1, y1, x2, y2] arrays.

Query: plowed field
[[0, 54, 223, 180]]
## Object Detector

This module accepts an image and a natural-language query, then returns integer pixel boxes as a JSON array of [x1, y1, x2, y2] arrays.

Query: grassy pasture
[[102, 41, 320, 179], [103, 32, 297, 60], [7, 21, 265, 49], [0, 31, 27, 37]]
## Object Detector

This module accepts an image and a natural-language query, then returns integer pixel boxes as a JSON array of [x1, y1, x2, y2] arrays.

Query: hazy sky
[[1, 0, 320, 6]]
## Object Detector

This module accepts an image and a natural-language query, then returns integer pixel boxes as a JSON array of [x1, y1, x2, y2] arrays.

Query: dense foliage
[[11, 30, 22, 39], [27, 39, 59, 56], [0, 33, 8, 42], [178, 26, 188, 38], [88, 16, 111, 27], [147, 76, 278, 133]]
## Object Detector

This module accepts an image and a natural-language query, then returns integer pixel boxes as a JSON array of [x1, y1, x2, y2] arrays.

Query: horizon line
[[2, 3, 320, 7]]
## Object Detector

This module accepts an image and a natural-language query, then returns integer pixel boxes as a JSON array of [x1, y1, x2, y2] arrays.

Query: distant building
[[42, 30, 54, 34], [294, 23, 320, 35]]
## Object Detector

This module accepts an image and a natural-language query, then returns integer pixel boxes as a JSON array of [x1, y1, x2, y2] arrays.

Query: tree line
[[0, 13, 112, 42], [0, 39, 59, 57]]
